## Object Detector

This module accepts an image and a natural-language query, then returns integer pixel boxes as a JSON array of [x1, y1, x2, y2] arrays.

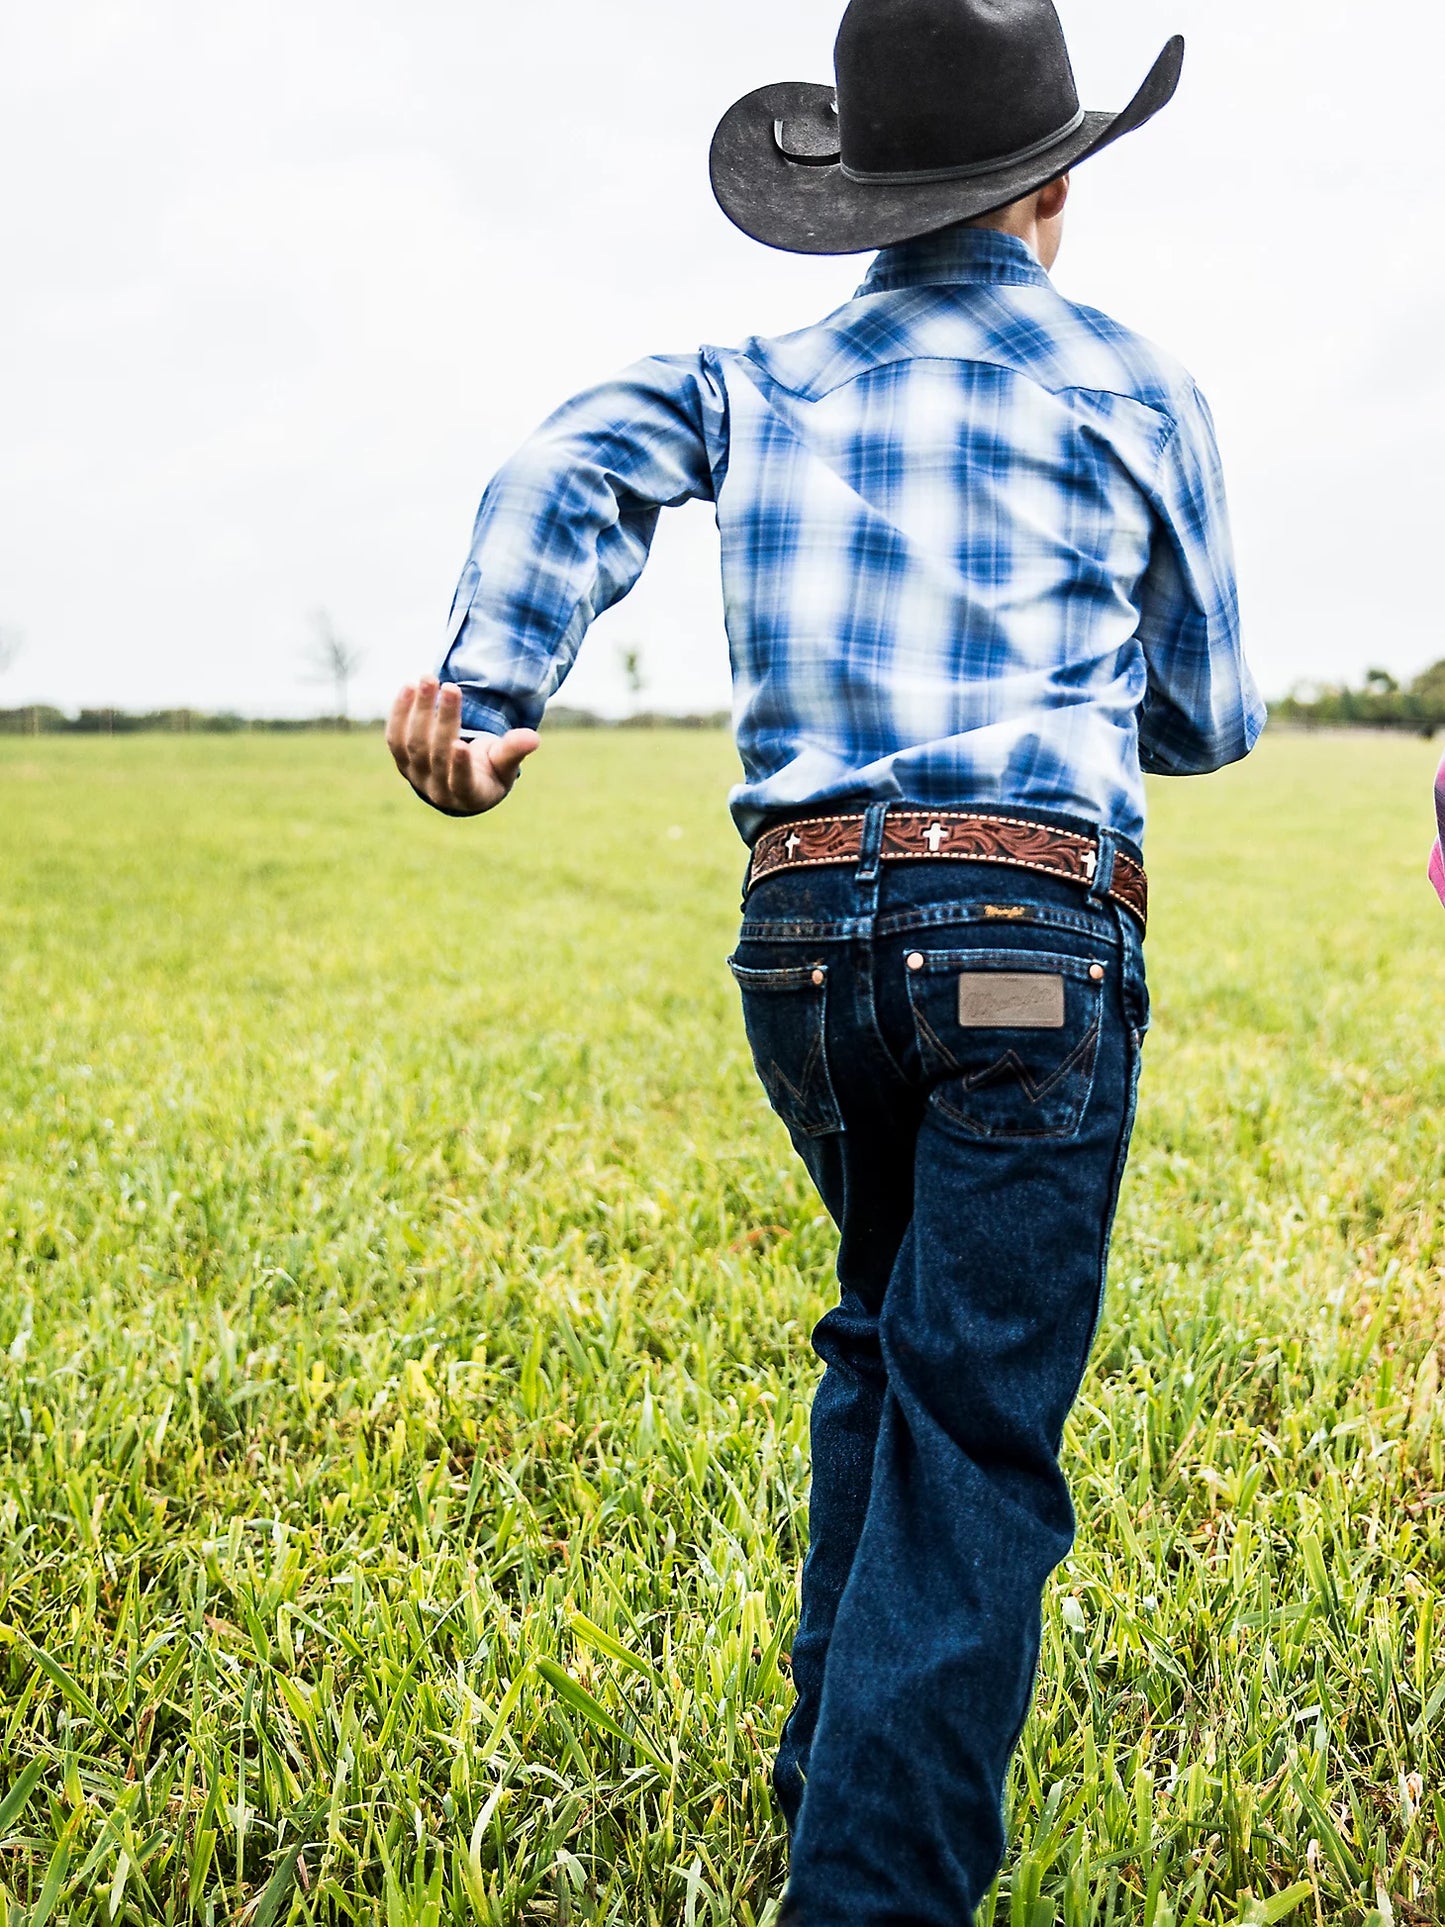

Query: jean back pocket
[[904, 944, 1107, 1141], [728, 956, 844, 1139]]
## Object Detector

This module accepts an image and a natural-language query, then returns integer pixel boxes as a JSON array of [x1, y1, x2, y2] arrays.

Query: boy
[[388, 1, 1264, 1916]]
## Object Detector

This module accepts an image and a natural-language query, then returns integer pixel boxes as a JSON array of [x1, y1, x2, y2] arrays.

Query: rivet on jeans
[[812, 968, 826, 987], [907, 952, 925, 972], [1089, 964, 1105, 981]]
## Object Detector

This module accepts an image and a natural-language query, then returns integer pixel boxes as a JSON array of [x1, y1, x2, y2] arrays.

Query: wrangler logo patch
[[957, 972, 1065, 1029]]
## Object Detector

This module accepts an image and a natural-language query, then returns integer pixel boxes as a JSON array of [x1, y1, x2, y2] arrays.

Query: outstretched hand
[[387, 680, 539, 817]]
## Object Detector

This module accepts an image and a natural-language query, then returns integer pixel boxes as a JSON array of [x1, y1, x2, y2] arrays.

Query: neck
[[967, 209, 1044, 261], [965, 183, 1067, 271]]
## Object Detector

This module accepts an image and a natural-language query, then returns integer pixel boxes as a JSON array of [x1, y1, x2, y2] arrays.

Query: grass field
[[1, 729, 1443, 1927]]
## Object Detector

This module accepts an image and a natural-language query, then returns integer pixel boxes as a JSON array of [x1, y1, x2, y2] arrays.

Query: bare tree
[[306, 609, 365, 724]]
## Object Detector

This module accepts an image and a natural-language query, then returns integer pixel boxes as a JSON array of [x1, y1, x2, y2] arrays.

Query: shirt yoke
[[716, 283, 1197, 431]]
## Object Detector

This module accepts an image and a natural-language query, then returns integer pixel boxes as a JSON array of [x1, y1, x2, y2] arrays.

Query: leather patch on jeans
[[957, 972, 1065, 1029]]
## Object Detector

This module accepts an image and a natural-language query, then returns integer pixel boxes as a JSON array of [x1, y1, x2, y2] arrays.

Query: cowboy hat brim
[[709, 35, 1184, 256]]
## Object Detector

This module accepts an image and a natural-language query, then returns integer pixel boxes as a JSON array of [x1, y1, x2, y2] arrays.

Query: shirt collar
[[856, 226, 1052, 297]]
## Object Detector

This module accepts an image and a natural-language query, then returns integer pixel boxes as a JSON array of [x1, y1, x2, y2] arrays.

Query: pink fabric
[[1432, 752, 1445, 908]]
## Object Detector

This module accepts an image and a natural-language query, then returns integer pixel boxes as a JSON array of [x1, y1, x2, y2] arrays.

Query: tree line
[[0, 708, 367, 735], [1272, 660, 1445, 735], [0, 704, 731, 735]]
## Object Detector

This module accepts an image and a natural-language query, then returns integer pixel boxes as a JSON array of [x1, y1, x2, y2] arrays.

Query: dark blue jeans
[[729, 806, 1148, 1926]]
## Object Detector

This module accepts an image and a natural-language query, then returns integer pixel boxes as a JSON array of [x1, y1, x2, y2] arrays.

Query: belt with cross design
[[745, 808, 1148, 932]]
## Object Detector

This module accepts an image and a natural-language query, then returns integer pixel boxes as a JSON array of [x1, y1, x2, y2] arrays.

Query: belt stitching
[[761, 807, 1108, 842], [753, 813, 1135, 865], [747, 838, 1143, 920], [753, 848, 1120, 892]]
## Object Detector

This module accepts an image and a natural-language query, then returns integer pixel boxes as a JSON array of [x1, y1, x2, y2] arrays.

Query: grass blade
[[533, 1658, 666, 1774], [0, 1757, 46, 1835]]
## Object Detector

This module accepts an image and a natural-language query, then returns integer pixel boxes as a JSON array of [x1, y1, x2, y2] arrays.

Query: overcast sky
[[2, 0, 1441, 719]]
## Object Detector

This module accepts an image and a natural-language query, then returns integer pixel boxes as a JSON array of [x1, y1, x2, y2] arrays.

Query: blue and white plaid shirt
[[440, 227, 1264, 847]]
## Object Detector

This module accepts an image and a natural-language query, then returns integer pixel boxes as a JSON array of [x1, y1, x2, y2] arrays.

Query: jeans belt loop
[[1089, 827, 1119, 905], [856, 803, 888, 883], [848, 800, 888, 920]]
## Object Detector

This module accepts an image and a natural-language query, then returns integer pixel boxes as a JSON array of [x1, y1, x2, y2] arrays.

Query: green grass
[[0, 729, 1442, 1927]]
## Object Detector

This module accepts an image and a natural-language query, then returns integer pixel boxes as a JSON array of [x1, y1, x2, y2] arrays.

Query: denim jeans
[[729, 805, 1148, 1926]]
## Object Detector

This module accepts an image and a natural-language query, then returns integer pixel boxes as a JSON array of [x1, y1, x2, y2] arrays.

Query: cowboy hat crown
[[710, 0, 1184, 255], [835, 0, 1083, 183]]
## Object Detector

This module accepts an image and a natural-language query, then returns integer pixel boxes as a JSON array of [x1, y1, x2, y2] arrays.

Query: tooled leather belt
[[747, 808, 1148, 931]]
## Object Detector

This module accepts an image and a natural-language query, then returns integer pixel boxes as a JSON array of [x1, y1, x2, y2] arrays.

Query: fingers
[[445, 738, 488, 812], [386, 678, 536, 817], [405, 676, 439, 776], [433, 682, 466, 778], [388, 677, 454, 803], [386, 683, 416, 770], [398, 678, 465, 800]]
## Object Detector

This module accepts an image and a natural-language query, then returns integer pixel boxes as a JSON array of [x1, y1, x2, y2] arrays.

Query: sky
[[2, 0, 1442, 721]]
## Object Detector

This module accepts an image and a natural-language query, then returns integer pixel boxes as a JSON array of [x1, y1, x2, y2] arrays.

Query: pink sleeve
[[1431, 753, 1445, 908]]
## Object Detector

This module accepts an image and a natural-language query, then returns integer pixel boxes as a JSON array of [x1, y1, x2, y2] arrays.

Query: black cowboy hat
[[710, 0, 1184, 256]]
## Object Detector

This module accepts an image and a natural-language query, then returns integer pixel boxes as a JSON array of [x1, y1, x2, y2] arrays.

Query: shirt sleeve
[[1133, 383, 1267, 776], [438, 352, 727, 737]]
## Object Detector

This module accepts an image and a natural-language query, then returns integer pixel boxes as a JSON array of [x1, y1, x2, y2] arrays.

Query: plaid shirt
[[440, 227, 1264, 846]]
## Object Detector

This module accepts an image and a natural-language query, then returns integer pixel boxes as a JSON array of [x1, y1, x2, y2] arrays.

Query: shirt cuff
[[448, 689, 521, 740]]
